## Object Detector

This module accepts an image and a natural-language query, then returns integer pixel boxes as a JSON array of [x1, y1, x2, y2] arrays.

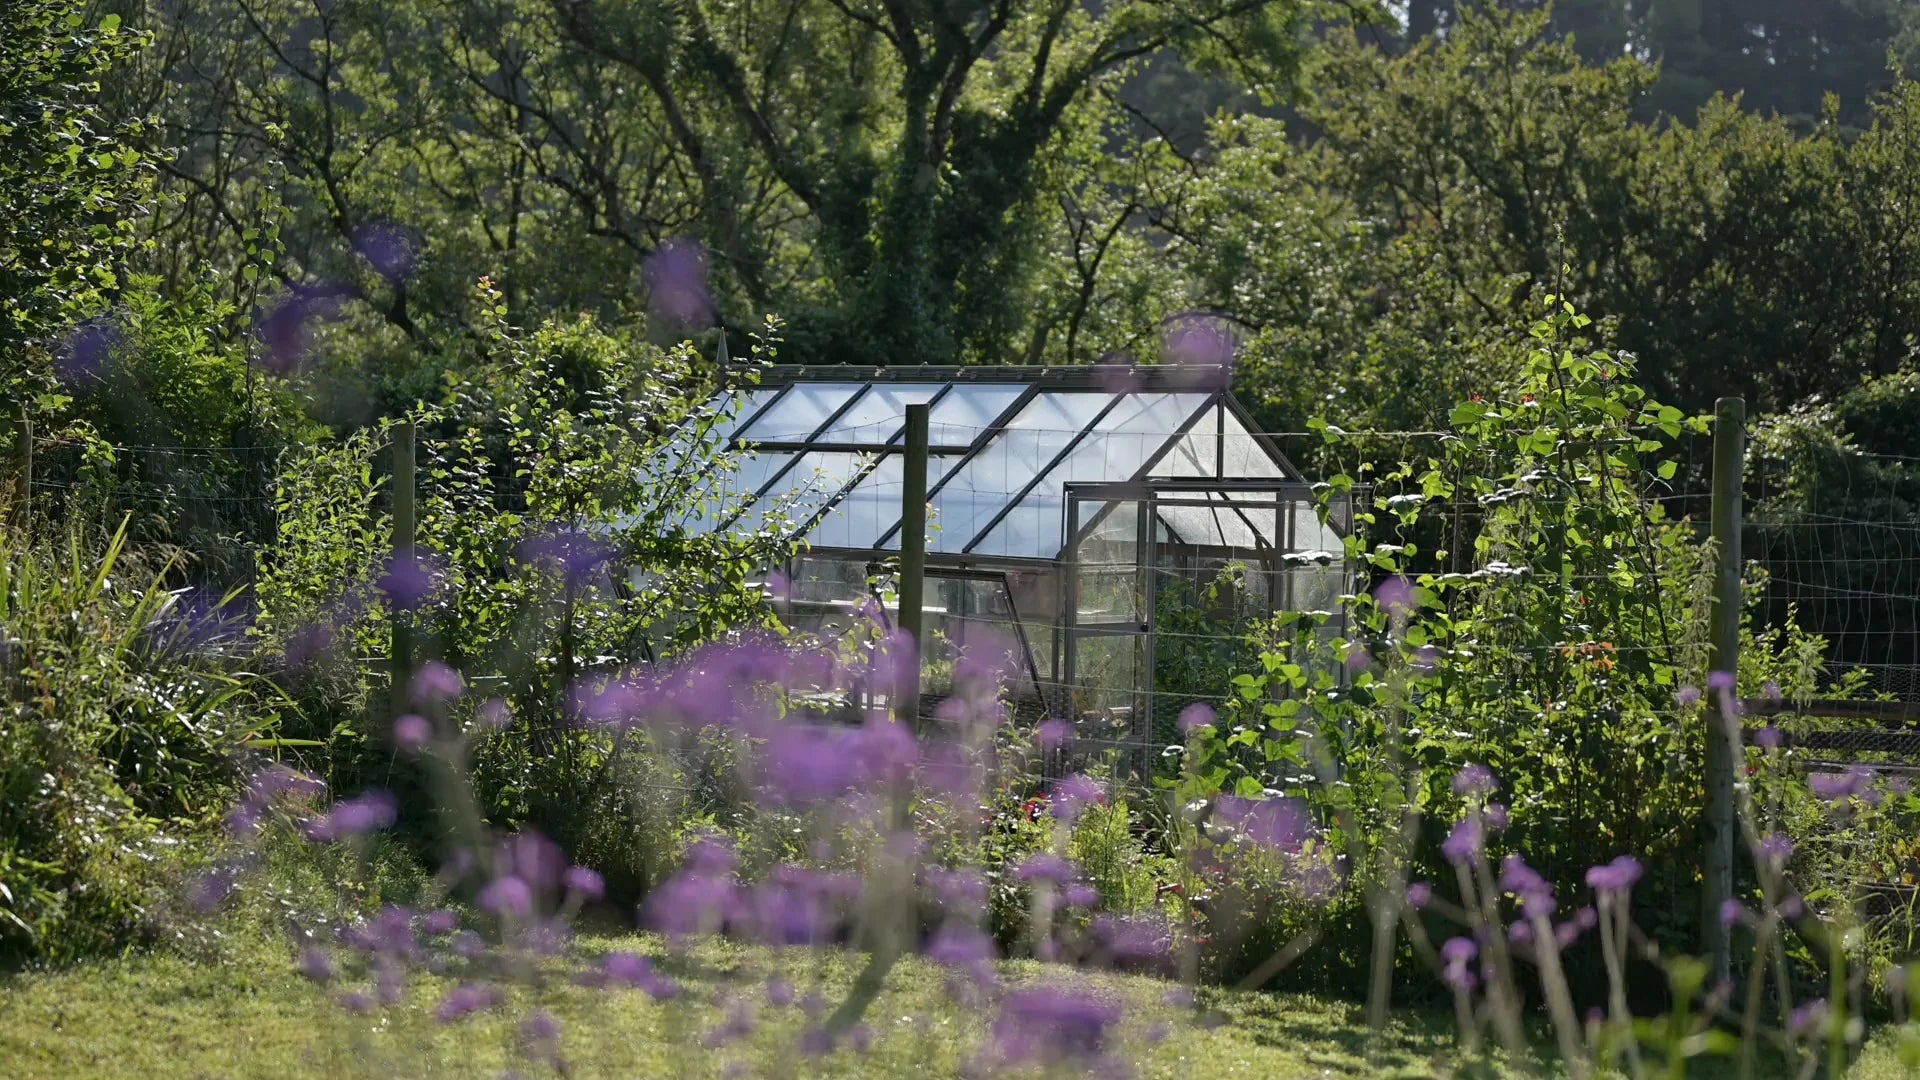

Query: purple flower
[[1585, 856, 1644, 895], [435, 984, 501, 1023], [1441, 937, 1478, 992], [766, 978, 795, 1007], [1373, 576, 1416, 619], [1451, 764, 1497, 797], [563, 865, 605, 900], [1050, 774, 1103, 822], [644, 238, 715, 327], [450, 930, 486, 958], [377, 554, 436, 611], [503, 832, 568, 891], [420, 909, 459, 936], [337, 991, 374, 1014], [1213, 795, 1311, 851], [1675, 685, 1702, 708], [1177, 703, 1216, 735], [393, 713, 431, 751], [352, 220, 418, 282], [1761, 681, 1782, 704], [1484, 803, 1510, 832], [1755, 725, 1784, 750], [1405, 881, 1433, 910], [517, 529, 618, 584], [1012, 853, 1076, 885], [479, 697, 513, 729], [1706, 670, 1736, 693], [255, 282, 350, 376], [1789, 998, 1828, 1037], [298, 947, 335, 983], [988, 988, 1123, 1069], [479, 876, 534, 918], [57, 319, 120, 384], [1036, 718, 1072, 749], [1500, 856, 1549, 902], [520, 1008, 560, 1043], [1063, 883, 1100, 908], [1757, 833, 1794, 864], [927, 922, 997, 983], [1093, 912, 1175, 964], [1720, 899, 1747, 927], [411, 661, 464, 706], [323, 789, 398, 837], [1809, 766, 1875, 803], [926, 867, 988, 910], [1442, 817, 1484, 865]]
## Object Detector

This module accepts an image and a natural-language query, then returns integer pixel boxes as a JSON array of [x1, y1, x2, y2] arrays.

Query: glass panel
[[806, 454, 954, 550], [1068, 631, 1143, 736], [923, 578, 1034, 696], [1154, 497, 1260, 550], [740, 383, 864, 442], [971, 393, 1210, 557], [680, 451, 796, 535], [744, 451, 865, 531], [927, 391, 1116, 553], [711, 387, 785, 444], [1005, 568, 1059, 681], [1149, 405, 1222, 479], [1221, 409, 1287, 478], [815, 383, 945, 444], [924, 384, 1028, 448]]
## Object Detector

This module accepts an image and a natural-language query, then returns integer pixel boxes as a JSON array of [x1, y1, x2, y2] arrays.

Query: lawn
[[1, 931, 1914, 1079]]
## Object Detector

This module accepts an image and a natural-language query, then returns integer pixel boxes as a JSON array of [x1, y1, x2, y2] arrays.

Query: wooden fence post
[[11, 407, 30, 528], [898, 403, 929, 726], [1704, 396, 1745, 983], [390, 420, 417, 722]]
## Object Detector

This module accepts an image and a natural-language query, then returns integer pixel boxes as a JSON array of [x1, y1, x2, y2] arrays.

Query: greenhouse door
[[1062, 490, 1154, 770]]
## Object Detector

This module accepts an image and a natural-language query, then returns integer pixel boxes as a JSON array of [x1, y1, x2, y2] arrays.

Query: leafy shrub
[[0, 520, 274, 963]]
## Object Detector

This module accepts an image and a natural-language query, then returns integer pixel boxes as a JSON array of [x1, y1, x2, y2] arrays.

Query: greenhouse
[[671, 364, 1358, 753]]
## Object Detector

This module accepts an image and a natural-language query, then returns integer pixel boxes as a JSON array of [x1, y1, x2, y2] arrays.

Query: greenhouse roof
[[667, 365, 1304, 562]]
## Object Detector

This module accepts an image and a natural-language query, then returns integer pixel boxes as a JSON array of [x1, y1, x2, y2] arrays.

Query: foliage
[[0, 0, 151, 406], [0, 520, 276, 963]]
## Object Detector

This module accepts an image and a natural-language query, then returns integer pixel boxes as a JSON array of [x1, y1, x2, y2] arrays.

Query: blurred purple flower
[[377, 554, 437, 611], [420, 909, 459, 936], [645, 239, 715, 327], [926, 867, 988, 910], [435, 984, 501, 1023], [255, 282, 350, 376], [1177, 703, 1216, 736], [479, 697, 513, 729], [298, 947, 335, 983], [766, 978, 795, 1007], [1789, 999, 1828, 1037], [337, 991, 374, 1014], [1484, 803, 1510, 832], [1036, 718, 1072, 749], [1013, 853, 1076, 885], [501, 832, 568, 892], [1050, 774, 1103, 822], [1373, 576, 1415, 619], [1160, 312, 1236, 389], [1213, 795, 1311, 852], [520, 1008, 560, 1043], [1093, 912, 1175, 965], [1063, 883, 1100, 908], [1441, 937, 1478, 992], [57, 319, 120, 384], [323, 789, 398, 838], [1405, 881, 1433, 910], [1585, 856, 1643, 896], [563, 865, 605, 900], [479, 876, 534, 918], [1720, 899, 1747, 927], [1706, 670, 1736, 693], [411, 661, 464, 707], [1675, 685, 1702, 708], [927, 922, 997, 986], [352, 220, 418, 282], [393, 713, 431, 751], [1757, 833, 1794, 864], [988, 988, 1123, 1069], [518, 529, 618, 585], [1761, 680, 1782, 704], [1452, 764, 1497, 797], [1442, 817, 1484, 865], [1809, 766, 1875, 803], [1755, 725, 1784, 750], [450, 930, 486, 958]]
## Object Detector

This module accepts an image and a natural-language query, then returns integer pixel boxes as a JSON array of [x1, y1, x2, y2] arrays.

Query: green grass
[[1, 932, 1914, 1078], [0, 930, 1518, 1079]]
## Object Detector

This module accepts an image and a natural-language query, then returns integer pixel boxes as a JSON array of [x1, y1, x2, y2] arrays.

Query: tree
[[130, 0, 1339, 374], [0, 1, 152, 404]]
